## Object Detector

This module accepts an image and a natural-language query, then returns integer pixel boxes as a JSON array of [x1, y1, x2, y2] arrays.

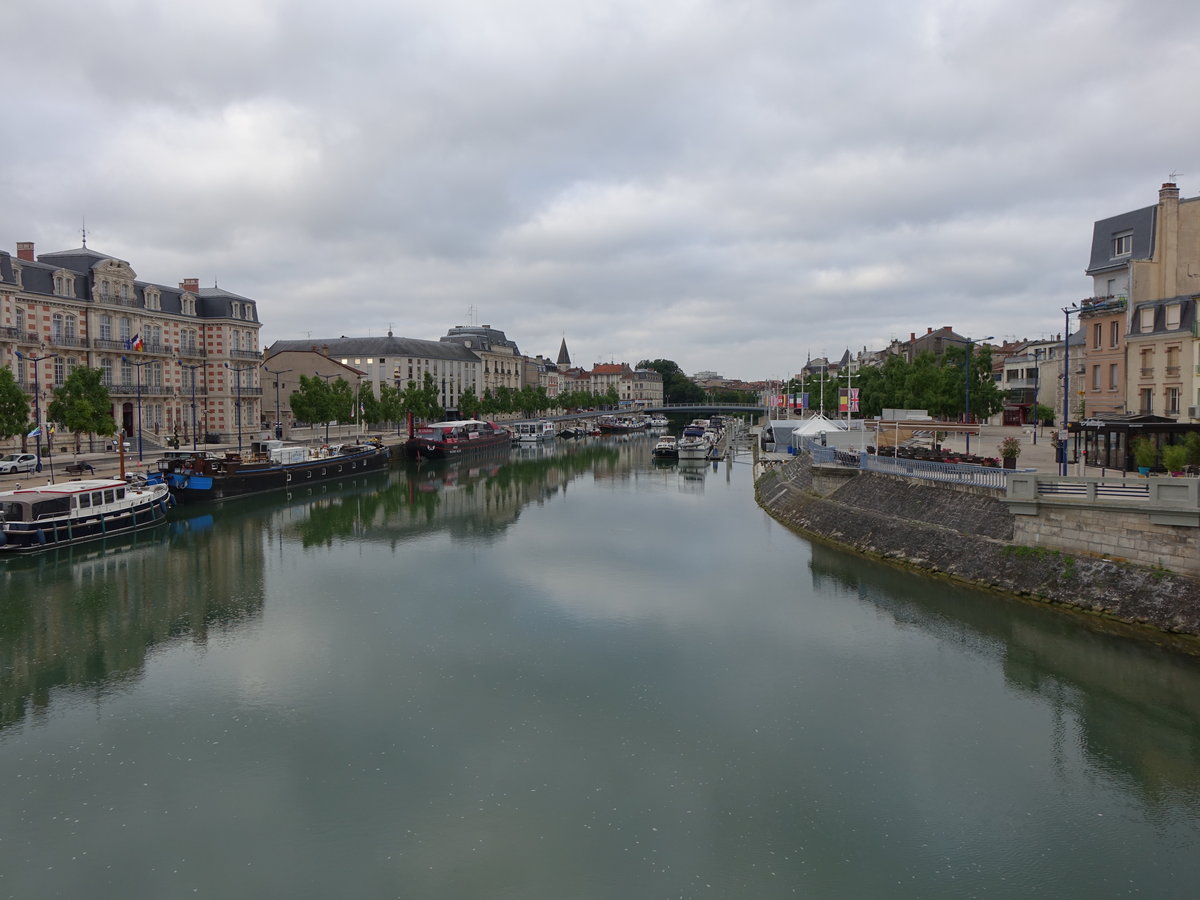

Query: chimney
[[16, 242, 34, 262], [1160, 182, 1180, 202], [179, 277, 200, 293], [927, 327, 933, 334], [910, 332, 916, 342]]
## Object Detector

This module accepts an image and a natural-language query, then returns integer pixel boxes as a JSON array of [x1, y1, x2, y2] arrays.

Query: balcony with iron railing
[[0, 326, 19, 340], [47, 333, 89, 349], [1166, 366, 1181, 377], [229, 348, 263, 361], [1140, 367, 1155, 377], [100, 295, 140, 308]]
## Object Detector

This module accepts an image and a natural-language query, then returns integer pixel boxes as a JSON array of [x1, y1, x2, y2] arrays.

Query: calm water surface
[[1, 430, 1199, 898]]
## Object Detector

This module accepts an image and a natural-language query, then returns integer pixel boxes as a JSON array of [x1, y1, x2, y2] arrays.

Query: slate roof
[[267, 336, 482, 363], [1085, 204, 1156, 275]]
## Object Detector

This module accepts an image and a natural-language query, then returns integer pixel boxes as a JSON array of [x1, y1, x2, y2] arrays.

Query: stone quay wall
[[756, 455, 1200, 638]]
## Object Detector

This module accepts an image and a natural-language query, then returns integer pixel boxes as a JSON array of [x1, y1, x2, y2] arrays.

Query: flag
[[132, 333, 144, 351], [27, 425, 41, 438], [800, 392, 809, 410]]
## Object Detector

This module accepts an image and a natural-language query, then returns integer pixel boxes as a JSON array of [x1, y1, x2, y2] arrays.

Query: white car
[[0, 453, 38, 474]]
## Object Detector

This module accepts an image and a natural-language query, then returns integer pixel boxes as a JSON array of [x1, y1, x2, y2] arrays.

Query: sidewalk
[[940, 423, 1098, 476]]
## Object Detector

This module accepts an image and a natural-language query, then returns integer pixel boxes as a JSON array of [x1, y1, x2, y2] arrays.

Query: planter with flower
[[998, 436, 1021, 469]]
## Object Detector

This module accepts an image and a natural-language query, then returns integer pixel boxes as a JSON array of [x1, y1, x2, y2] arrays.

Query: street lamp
[[122, 355, 154, 461], [224, 362, 258, 456], [262, 364, 293, 440], [178, 359, 206, 450], [954, 335, 993, 454], [14, 349, 57, 473], [1060, 304, 1079, 476], [1031, 348, 1042, 444]]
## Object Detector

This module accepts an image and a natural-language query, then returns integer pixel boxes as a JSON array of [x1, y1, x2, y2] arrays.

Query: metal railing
[[802, 439, 1017, 489]]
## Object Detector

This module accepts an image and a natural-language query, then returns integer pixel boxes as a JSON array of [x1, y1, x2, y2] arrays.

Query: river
[[1, 427, 1198, 898]]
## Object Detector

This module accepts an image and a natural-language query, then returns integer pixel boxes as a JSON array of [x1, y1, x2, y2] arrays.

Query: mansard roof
[[268, 335, 482, 362], [1086, 204, 1156, 275]]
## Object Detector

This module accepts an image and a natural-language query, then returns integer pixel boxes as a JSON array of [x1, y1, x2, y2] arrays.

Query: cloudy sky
[[5, 0, 1198, 380]]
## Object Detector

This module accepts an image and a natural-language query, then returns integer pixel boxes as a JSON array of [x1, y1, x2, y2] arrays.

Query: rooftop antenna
[[1169, 170, 1184, 181], [81, 217, 87, 248], [467, 304, 478, 326]]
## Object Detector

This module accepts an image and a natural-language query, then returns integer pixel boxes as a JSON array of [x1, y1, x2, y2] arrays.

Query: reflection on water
[[809, 542, 1200, 806], [0, 506, 266, 730], [0, 428, 1197, 897]]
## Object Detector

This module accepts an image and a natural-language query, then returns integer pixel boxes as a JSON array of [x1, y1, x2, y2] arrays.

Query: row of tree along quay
[[787, 345, 1052, 425], [0, 365, 118, 454], [0, 356, 757, 458]]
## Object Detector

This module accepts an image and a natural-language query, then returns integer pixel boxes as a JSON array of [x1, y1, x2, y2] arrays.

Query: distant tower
[[556, 337, 572, 370]]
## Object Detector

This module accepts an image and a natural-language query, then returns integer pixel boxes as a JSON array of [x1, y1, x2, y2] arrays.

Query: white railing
[[802, 439, 1017, 489]]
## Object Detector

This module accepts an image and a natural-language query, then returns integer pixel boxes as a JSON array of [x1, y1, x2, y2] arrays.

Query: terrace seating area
[[874, 445, 1003, 467]]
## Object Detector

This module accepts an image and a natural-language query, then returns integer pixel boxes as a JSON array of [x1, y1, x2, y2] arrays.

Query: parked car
[[0, 453, 38, 474]]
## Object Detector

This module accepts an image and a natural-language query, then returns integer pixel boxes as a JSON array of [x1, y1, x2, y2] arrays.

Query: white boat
[[511, 421, 557, 443], [676, 436, 710, 460], [649, 415, 669, 428], [0, 477, 173, 553]]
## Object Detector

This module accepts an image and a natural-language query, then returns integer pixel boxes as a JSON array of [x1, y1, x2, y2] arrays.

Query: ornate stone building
[[1, 241, 262, 450]]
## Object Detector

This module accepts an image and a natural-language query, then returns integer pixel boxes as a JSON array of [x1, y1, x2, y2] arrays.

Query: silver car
[[0, 453, 38, 474]]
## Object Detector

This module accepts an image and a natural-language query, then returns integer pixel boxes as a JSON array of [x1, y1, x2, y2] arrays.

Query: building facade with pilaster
[[1, 241, 262, 450]]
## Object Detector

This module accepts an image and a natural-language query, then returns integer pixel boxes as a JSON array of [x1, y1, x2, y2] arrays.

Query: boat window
[[0, 501, 26, 520], [91, 492, 103, 507], [78, 492, 91, 508], [116, 487, 125, 500], [32, 498, 71, 519], [103, 489, 116, 504]]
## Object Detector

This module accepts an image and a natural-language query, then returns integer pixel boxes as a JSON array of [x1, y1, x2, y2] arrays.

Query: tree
[[291, 375, 338, 441], [359, 382, 382, 428], [46, 366, 117, 453], [458, 386, 481, 419], [636, 359, 704, 404], [378, 383, 405, 432], [0, 367, 29, 447]]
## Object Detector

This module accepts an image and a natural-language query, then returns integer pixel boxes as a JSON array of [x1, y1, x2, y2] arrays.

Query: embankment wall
[[756, 455, 1200, 637]]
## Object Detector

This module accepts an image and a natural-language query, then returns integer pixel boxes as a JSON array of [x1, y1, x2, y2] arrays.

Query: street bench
[[65, 461, 95, 476]]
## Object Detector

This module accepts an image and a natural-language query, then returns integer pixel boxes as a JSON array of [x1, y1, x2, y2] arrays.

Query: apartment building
[[1085, 182, 1200, 419]]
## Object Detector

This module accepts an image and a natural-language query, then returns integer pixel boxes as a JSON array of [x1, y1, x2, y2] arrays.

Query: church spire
[[556, 337, 571, 369]]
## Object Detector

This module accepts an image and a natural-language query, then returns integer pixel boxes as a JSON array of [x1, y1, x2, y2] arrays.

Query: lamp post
[[15, 349, 57, 473], [121, 355, 154, 462], [178, 359, 206, 450], [262, 364, 293, 440], [1030, 347, 1044, 444], [1059, 304, 1079, 476], [947, 335, 993, 454], [224, 362, 258, 456]]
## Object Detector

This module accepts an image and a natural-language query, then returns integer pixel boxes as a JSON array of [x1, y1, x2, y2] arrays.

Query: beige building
[[1087, 182, 1200, 419], [266, 335, 481, 415], [1, 241, 262, 450], [439, 325, 523, 398]]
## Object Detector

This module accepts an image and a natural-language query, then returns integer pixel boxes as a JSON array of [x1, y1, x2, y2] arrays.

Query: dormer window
[[181, 294, 196, 316], [230, 301, 241, 319], [145, 288, 160, 311], [1113, 230, 1133, 258]]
